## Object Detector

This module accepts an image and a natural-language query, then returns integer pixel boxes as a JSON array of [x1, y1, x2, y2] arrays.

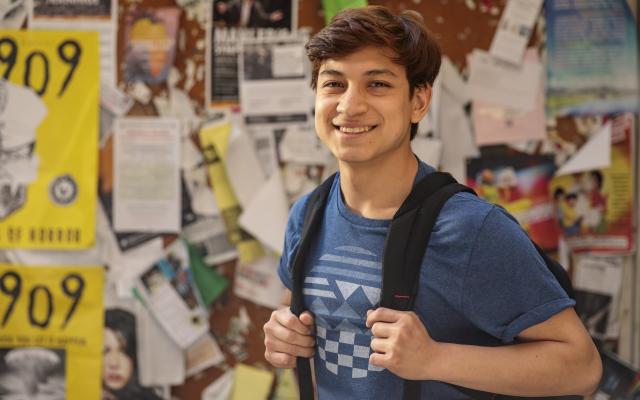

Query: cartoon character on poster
[[467, 151, 560, 250], [102, 309, 162, 400], [550, 113, 634, 253]]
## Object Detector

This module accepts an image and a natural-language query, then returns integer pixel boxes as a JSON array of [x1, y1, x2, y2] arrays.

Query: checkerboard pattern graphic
[[316, 324, 384, 378]]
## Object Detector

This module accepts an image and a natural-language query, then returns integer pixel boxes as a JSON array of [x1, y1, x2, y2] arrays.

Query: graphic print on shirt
[[303, 245, 385, 378]]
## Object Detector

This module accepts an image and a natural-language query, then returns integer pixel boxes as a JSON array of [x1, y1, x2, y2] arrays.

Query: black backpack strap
[[380, 172, 475, 400], [290, 172, 336, 400]]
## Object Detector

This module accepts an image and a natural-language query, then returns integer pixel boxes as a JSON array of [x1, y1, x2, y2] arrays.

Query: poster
[[0, 30, 99, 249], [207, 0, 297, 108], [466, 148, 560, 250], [545, 0, 639, 117], [113, 118, 181, 233], [29, 0, 117, 86], [135, 240, 209, 349], [198, 121, 264, 263], [103, 307, 165, 400], [549, 113, 635, 253], [239, 37, 311, 124], [0, 264, 104, 400], [123, 7, 180, 84]]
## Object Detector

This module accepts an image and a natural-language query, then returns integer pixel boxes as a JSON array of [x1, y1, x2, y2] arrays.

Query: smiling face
[[314, 46, 429, 167]]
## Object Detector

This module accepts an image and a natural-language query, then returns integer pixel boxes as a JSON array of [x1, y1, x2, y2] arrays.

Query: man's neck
[[339, 150, 418, 220]]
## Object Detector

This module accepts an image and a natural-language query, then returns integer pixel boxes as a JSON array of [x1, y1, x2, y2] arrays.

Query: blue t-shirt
[[278, 162, 575, 399]]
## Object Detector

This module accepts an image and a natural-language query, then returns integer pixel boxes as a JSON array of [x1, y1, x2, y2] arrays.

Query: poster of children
[[549, 113, 635, 253], [467, 149, 560, 250]]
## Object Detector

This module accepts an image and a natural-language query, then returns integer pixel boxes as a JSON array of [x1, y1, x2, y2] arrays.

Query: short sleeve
[[462, 206, 575, 343], [277, 193, 311, 291]]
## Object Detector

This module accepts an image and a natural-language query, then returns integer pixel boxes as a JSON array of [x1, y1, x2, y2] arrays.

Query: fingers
[[370, 337, 390, 354], [366, 307, 402, 327], [264, 350, 296, 368], [267, 321, 316, 348], [370, 321, 394, 338], [265, 335, 315, 358], [369, 352, 391, 368], [299, 311, 315, 328], [274, 308, 313, 335]]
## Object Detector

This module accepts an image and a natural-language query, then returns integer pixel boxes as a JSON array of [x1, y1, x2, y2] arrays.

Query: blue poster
[[545, 0, 639, 117]]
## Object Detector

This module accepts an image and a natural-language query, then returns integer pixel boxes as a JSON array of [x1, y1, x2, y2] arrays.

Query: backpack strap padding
[[290, 173, 336, 400], [379, 172, 475, 400]]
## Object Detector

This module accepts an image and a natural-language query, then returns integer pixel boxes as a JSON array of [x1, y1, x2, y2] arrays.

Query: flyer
[[0, 264, 104, 400], [0, 30, 99, 249]]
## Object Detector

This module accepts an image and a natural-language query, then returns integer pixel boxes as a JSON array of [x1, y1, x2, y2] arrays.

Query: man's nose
[[337, 87, 368, 117]]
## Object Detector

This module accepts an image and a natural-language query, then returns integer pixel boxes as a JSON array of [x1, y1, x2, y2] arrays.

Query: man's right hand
[[263, 308, 315, 368]]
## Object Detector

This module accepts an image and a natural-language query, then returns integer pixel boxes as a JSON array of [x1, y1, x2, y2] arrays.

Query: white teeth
[[339, 126, 373, 133]]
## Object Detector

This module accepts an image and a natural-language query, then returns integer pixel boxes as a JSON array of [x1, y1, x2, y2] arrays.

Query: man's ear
[[410, 85, 432, 124]]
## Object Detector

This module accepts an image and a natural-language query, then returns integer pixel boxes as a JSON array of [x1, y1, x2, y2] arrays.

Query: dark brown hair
[[305, 6, 442, 139]]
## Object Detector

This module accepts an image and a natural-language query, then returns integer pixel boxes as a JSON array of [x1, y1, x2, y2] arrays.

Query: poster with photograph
[[135, 240, 209, 348], [0, 30, 99, 249], [123, 7, 180, 84], [0, 265, 104, 399], [103, 308, 165, 400], [239, 37, 311, 124], [549, 113, 635, 253], [466, 148, 559, 250], [545, 0, 639, 117], [207, 0, 297, 108]]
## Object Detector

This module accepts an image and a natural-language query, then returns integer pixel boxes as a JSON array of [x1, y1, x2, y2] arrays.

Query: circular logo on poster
[[50, 175, 77, 205]]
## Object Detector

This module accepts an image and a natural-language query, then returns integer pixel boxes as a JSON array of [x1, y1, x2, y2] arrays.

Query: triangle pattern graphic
[[336, 280, 360, 300], [336, 319, 364, 334], [310, 297, 330, 316], [332, 301, 360, 320], [362, 286, 381, 306]]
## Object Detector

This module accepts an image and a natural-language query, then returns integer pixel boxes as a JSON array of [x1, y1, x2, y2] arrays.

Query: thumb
[[299, 311, 315, 327]]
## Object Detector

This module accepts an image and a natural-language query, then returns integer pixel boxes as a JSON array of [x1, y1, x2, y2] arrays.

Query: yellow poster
[[198, 121, 264, 263], [0, 30, 99, 249], [0, 264, 104, 400]]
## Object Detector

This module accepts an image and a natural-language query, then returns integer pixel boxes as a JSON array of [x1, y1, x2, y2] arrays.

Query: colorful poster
[[545, 0, 639, 117], [0, 30, 99, 249], [322, 0, 368, 24], [123, 7, 180, 84], [550, 113, 635, 253], [0, 264, 104, 400], [466, 148, 560, 250]]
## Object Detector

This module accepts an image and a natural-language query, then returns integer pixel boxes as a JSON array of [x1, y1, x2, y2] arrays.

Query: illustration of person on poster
[[466, 149, 560, 250], [102, 309, 162, 400], [123, 7, 180, 84], [0, 80, 47, 220], [550, 113, 635, 253]]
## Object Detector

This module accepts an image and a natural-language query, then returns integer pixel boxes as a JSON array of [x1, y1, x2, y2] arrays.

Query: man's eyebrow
[[318, 69, 398, 78]]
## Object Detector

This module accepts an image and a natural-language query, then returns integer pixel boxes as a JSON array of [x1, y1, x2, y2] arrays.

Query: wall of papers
[[0, 0, 638, 398]]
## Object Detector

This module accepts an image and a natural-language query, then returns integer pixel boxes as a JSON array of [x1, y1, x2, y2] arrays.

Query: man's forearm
[[425, 339, 600, 396]]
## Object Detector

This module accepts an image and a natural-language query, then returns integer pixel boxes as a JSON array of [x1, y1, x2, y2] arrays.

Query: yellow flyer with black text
[[0, 264, 104, 399], [0, 30, 99, 249]]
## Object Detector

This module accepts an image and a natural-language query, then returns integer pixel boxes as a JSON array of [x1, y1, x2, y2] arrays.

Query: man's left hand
[[366, 307, 438, 380]]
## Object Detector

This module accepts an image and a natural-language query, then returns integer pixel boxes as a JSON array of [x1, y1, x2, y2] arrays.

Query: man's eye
[[322, 81, 343, 88], [370, 81, 391, 88]]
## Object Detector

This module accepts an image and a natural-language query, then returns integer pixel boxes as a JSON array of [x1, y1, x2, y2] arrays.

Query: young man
[[263, 6, 602, 399]]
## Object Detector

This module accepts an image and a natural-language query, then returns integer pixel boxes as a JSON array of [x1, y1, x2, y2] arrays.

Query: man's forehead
[[318, 47, 402, 74]]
